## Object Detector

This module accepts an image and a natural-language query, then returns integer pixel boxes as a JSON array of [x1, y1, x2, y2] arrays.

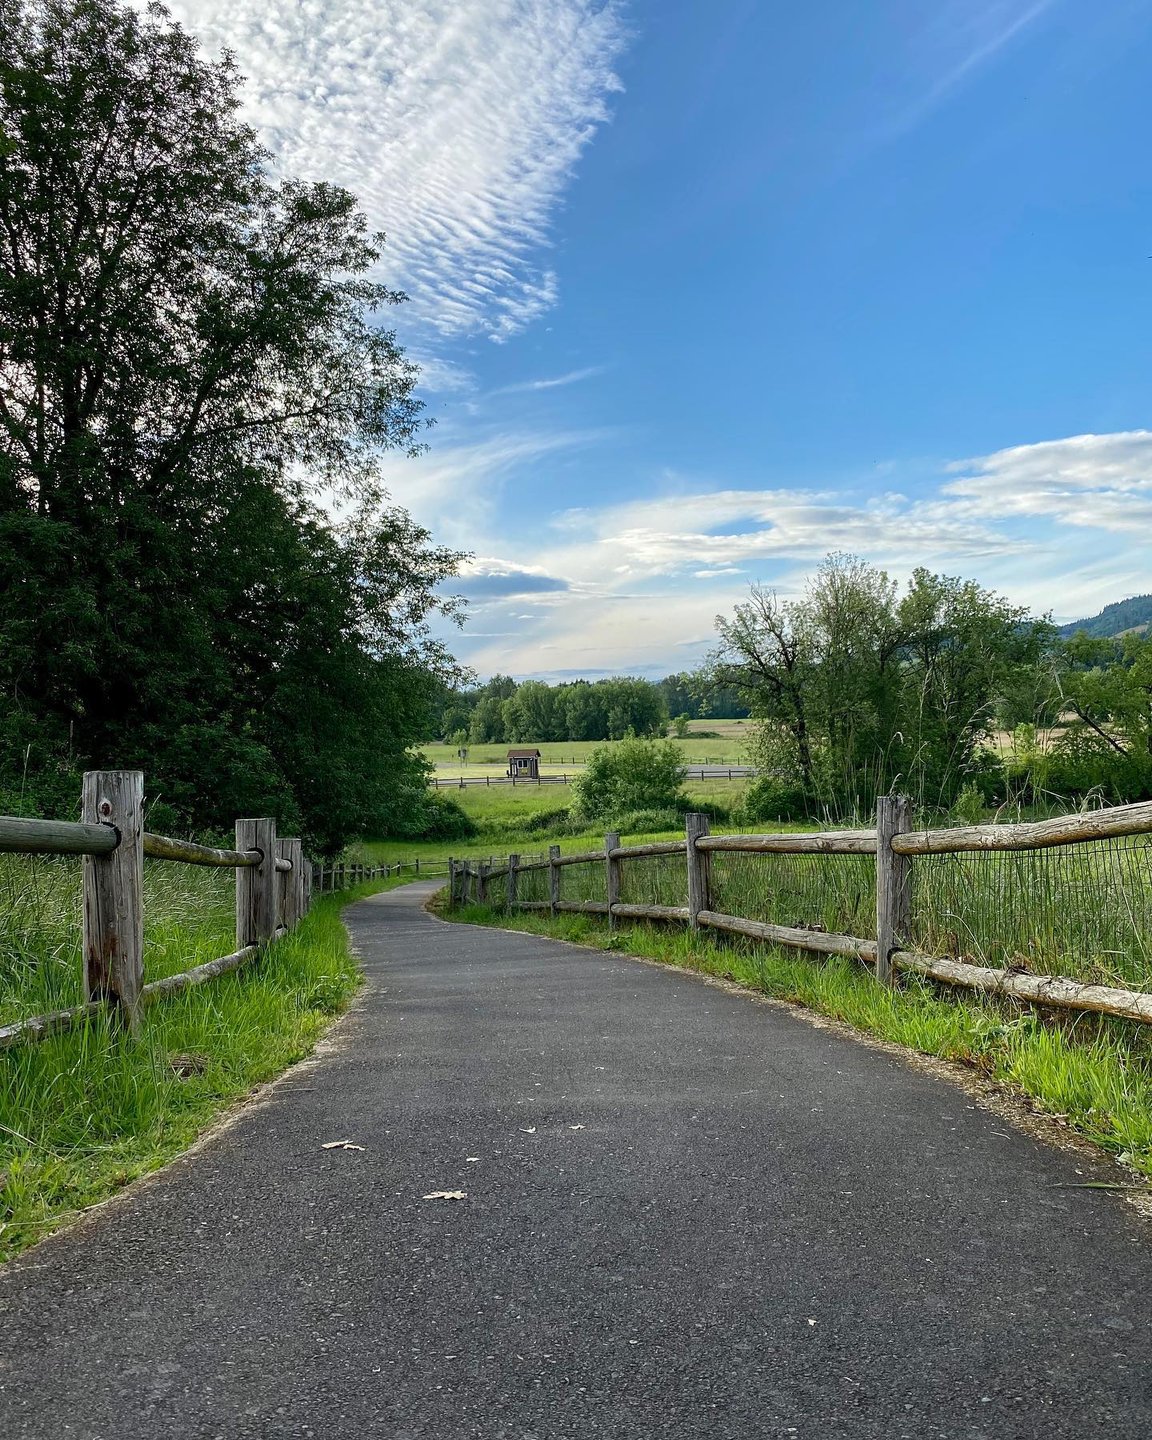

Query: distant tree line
[[712, 554, 1152, 822], [433, 671, 749, 746], [0, 0, 466, 853]]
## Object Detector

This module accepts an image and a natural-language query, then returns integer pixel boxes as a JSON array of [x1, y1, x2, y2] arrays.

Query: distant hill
[[1058, 594, 1152, 640]]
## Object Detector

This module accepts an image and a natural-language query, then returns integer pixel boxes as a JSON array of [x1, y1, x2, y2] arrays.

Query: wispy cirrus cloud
[[877, 0, 1059, 139], [156, 1, 627, 349], [491, 366, 606, 396]]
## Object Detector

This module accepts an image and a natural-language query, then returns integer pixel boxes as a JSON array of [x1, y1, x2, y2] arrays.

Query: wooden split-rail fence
[[0, 770, 417, 1050], [448, 797, 1152, 1026]]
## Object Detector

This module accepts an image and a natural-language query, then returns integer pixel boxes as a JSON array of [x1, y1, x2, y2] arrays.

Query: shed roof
[[507, 748, 542, 757]]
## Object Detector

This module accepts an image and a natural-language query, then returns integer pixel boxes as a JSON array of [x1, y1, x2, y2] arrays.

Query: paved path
[[2, 882, 1151, 1438]]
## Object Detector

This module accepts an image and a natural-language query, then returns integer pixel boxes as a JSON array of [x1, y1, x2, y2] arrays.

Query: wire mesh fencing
[[514, 863, 550, 906], [617, 851, 687, 909], [1, 853, 237, 1023], [708, 849, 876, 938], [909, 833, 1152, 988]]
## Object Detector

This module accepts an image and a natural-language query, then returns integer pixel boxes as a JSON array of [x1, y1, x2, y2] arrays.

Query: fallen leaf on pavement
[[570, 1125, 585, 1131], [322, 1140, 365, 1151], [520, 1127, 537, 1134], [423, 1190, 467, 1201]]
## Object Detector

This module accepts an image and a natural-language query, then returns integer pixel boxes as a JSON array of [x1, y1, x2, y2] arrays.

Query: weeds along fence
[[448, 798, 1152, 1026], [0, 770, 406, 1050]]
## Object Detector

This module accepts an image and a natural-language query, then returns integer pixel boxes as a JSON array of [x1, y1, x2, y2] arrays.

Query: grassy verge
[[355, 777, 759, 870], [436, 898, 1152, 1183], [0, 875, 406, 1264]]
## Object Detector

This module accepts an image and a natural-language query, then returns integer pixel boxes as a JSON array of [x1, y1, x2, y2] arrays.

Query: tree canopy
[[0, 0, 465, 850]]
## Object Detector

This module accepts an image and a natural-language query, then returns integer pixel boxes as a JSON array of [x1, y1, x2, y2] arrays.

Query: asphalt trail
[[1, 881, 1150, 1438]]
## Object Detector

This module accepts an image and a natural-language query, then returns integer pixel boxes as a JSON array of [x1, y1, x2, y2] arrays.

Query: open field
[[421, 724, 754, 778], [357, 776, 757, 870]]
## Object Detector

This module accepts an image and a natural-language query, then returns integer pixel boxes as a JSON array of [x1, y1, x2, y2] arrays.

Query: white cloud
[[438, 428, 1152, 676], [156, 1, 626, 349], [491, 366, 606, 396]]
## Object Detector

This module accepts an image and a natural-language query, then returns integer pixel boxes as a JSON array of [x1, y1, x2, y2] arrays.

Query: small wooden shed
[[507, 748, 542, 779]]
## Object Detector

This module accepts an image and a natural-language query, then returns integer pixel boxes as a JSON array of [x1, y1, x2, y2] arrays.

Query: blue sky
[[161, 0, 1152, 678]]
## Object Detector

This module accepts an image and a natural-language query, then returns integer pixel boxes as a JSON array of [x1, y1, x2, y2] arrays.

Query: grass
[[0, 873, 405, 1264], [423, 728, 753, 777], [1, 855, 238, 1023], [438, 898, 1152, 1184], [356, 777, 755, 871]]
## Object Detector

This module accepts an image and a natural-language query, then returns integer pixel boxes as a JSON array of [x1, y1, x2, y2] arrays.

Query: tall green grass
[[0, 855, 237, 1023], [0, 875, 401, 1263]]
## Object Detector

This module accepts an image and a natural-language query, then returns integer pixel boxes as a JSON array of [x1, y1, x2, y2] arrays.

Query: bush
[[736, 776, 808, 824], [520, 806, 576, 834], [409, 792, 477, 841], [608, 807, 684, 836], [570, 737, 687, 822]]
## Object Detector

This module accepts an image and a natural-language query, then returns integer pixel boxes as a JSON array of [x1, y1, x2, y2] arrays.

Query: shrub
[[411, 792, 477, 841], [608, 807, 684, 836], [570, 737, 687, 821], [521, 806, 576, 834], [736, 776, 808, 824]]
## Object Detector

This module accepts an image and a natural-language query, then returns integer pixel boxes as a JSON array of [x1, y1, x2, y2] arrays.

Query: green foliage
[[570, 736, 687, 822], [1058, 594, 1152, 640], [0, 0, 465, 853], [669, 713, 692, 738], [715, 553, 1055, 817], [737, 775, 810, 824], [452, 674, 668, 744]]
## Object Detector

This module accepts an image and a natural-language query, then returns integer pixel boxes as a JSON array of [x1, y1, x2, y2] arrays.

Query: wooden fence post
[[605, 832, 621, 929], [237, 818, 277, 947], [448, 857, 456, 904], [685, 812, 711, 930], [82, 770, 144, 1030], [549, 844, 561, 918], [284, 839, 304, 927], [478, 861, 490, 905], [508, 853, 520, 911], [301, 852, 313, 914], [875, 794, 913, 986], [275, 838, 292, 929]]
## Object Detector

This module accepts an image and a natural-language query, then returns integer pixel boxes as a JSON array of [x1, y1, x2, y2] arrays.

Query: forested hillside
[[1058, 595, 1152, 639]]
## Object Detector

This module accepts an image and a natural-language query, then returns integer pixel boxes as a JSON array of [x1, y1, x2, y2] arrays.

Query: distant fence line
[[0, 773, 423, 1050], [432, 765, 756, 790], [448, 798, 1152, 1026]]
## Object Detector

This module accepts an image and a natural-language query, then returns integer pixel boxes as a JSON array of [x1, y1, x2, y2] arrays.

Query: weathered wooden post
[[236, 818, 277, 947], [82, 770, 144, 1030], [275, 838, 292, 929], [605, 832, 621, 929], [478, 861, 490, 905], [875, 794, 913, 986], [507, 853, 520, 911], [448, 857, 456, 905], [685, 812, 712, 929], [549, 844, 561, 918], [285, 839, 304, 927]]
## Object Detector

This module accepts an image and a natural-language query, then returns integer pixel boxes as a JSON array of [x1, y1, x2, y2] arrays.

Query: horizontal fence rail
[[431, 765, 756, 789], [448, 798, 1152, 1027], [0, 772, 410, 1049]]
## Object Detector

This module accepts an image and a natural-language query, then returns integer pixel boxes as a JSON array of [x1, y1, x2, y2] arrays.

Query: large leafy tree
[[0, 0, 464, 848], [713, 554, 1052, 815]]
